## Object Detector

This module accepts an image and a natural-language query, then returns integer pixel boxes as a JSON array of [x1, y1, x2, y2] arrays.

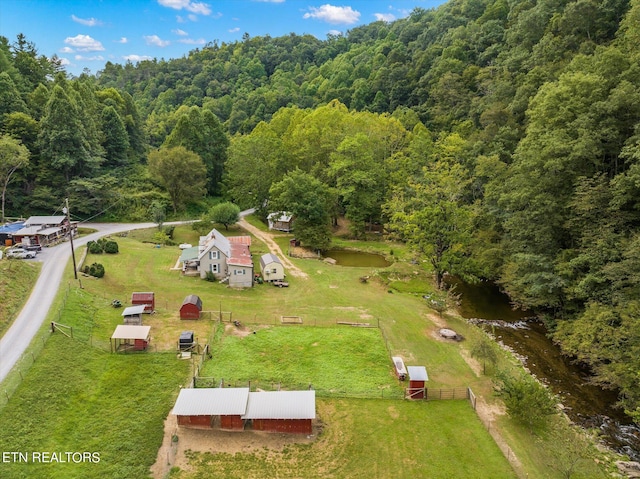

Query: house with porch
[[196, 229, 254, 288], [12, 215, 77, 247]]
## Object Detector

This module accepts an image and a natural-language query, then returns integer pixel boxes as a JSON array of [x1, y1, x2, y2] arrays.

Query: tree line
[[2, 0, 640, 420]]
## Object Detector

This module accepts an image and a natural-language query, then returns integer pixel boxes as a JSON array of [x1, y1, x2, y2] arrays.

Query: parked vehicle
[[13, 243, 42, 253], [6, 248, 36, 259], [272, 280, 289, 288]]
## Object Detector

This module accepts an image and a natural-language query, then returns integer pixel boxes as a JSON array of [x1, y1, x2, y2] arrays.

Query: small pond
[[323, 248, 391, 267]]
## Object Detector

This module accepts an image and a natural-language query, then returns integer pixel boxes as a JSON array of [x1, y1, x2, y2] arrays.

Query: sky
[[0, 0, 444, 77]]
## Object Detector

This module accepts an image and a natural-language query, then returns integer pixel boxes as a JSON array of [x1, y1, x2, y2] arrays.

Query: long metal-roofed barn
[[243, 390, 315, 434], [173, 387, 250, 430]]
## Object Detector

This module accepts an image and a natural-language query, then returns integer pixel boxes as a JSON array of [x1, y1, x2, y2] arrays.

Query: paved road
[[0, 222, 157, 383]]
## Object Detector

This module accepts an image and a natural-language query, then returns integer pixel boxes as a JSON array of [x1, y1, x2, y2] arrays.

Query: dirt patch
[[150, 411, 319, 478], [238, 218, 308, 279]]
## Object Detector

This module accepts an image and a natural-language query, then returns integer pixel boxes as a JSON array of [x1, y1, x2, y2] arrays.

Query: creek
[[448, 278, 640, 461]]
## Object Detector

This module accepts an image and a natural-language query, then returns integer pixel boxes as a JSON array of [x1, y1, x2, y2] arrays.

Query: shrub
[[205, 271, 216, 282], [87, 241, 103, 254], [85, 263, 105, 278], [103, 241, 119, 254]]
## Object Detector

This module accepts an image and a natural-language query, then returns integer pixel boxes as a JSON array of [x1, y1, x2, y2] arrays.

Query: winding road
[[0, 222, 156, 383]]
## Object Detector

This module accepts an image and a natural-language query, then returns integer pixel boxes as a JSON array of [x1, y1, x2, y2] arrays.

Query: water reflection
[[323, 249, 391, 267]]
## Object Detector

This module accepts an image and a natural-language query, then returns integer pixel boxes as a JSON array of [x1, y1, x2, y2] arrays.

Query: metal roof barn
[[243, 390, 315, 434], [180, 295, 202, 320], [173, 387, 250, 430]]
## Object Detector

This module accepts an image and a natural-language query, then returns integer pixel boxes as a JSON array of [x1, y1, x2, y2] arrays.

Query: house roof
[[111, 325, 151, 340], [24, 215, 66, 226], [243, 390, 316, 420], [122, 305, 146, 317], [13, 226, 43, 236], [407, 366, 429, 381], [259, 253, 282, 269], [172, 388, 250, 416], [228, 243, 253, 267], [228, 235, 251, 246], [267, 212, 292, 222]]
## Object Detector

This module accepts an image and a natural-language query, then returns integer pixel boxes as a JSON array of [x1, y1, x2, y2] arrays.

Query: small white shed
[[122, 305, 146, 325], [259, 253, 285, 282]]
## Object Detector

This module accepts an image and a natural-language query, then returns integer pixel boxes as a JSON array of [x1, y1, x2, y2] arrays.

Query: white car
[[6, 248, 36, 259]]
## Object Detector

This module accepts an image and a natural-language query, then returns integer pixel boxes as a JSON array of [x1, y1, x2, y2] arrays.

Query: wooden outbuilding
[[110, 325, 151, 352], [259, 253, 285, 282], [407, 366, 429, 399], [243, 390, 315, 434], [131, 292, 155, 313], [392, 356, 407, 381], [121, 305, 145, 325], [180, 295, 202, 319], [173, 387, 250, 430]]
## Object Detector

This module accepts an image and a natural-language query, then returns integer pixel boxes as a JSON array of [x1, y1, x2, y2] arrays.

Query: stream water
[[449, 278, 640, 461]]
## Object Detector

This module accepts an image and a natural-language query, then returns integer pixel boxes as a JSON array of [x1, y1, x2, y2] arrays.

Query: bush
[[87, 241, 103, 254], [103, 241, 119, 254], [205, 271, 216, 282], [84, 263, 105, 278]]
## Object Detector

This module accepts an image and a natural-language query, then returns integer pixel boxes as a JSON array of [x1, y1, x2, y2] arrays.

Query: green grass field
[[0, 222, 614, 478], [0, 258, 41, 335]]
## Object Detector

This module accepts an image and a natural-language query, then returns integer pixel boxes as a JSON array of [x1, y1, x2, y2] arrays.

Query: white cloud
[[158, 0, 212, 15], [188, 13, 198, 21], [60, 46, 74, 53], [176, 15, 186, 23], [253, 0, 285, 3], [64, 34, 105, 51], [124, 54, 153, 62], [178, 38, 206, 44], [228, 27, 240, 33], [303, 5, 360, 24], [116, 37, 128, 43], [173, 29, 188, 36], [71, 14, 103, 26], [328, 29, 342, 36], [74, 54, 104, 61], [58, 57, 71, 66], [374, 13, 396, 22], [144, 35, 171, 47]]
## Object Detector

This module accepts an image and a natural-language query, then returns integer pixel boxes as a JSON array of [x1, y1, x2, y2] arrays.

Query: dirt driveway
[[238, 218, 308, 279]]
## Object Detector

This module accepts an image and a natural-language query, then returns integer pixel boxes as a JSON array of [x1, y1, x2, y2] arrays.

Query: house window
[[271, 268, 277, 274], [209, 251, 219, 260], [210, 264, 219, 273], [234, 269, 246, 275]]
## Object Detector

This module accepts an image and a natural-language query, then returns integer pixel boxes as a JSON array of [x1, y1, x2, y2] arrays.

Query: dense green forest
[[2, 0, 640, 421]]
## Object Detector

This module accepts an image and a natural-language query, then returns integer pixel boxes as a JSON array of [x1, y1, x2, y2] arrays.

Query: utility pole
[[63, 198, 78, 280]]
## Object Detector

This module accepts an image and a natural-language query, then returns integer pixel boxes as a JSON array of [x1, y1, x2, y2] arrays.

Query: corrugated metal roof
[[180, 246, 199, 262], [172, 388, 250, 416], [24, 215, 66, 226], [111, 325, 151, 340], [122, 305, 146, 316], [131, 292, 154, 301], [243, 391, 316, 420], [228, 243, 252, 267], [228, 235, 252, 246], [407, 366, 429, 381]]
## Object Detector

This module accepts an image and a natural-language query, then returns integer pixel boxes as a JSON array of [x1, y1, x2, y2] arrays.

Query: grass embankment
[[0, 222, 615, 478], [0, 258, 41, 335]]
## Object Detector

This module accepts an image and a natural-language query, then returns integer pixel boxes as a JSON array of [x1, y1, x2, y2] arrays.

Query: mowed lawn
[[169, 398, 515, 479], [200, 326, 402, 396], [0, 226, 517, 478]]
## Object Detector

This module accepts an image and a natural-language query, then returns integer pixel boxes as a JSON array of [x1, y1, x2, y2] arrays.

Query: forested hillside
[[2, 0, 640, 420]]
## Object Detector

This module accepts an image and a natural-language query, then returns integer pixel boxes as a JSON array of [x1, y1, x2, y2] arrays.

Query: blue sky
[[0, 0, 444, 76]]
